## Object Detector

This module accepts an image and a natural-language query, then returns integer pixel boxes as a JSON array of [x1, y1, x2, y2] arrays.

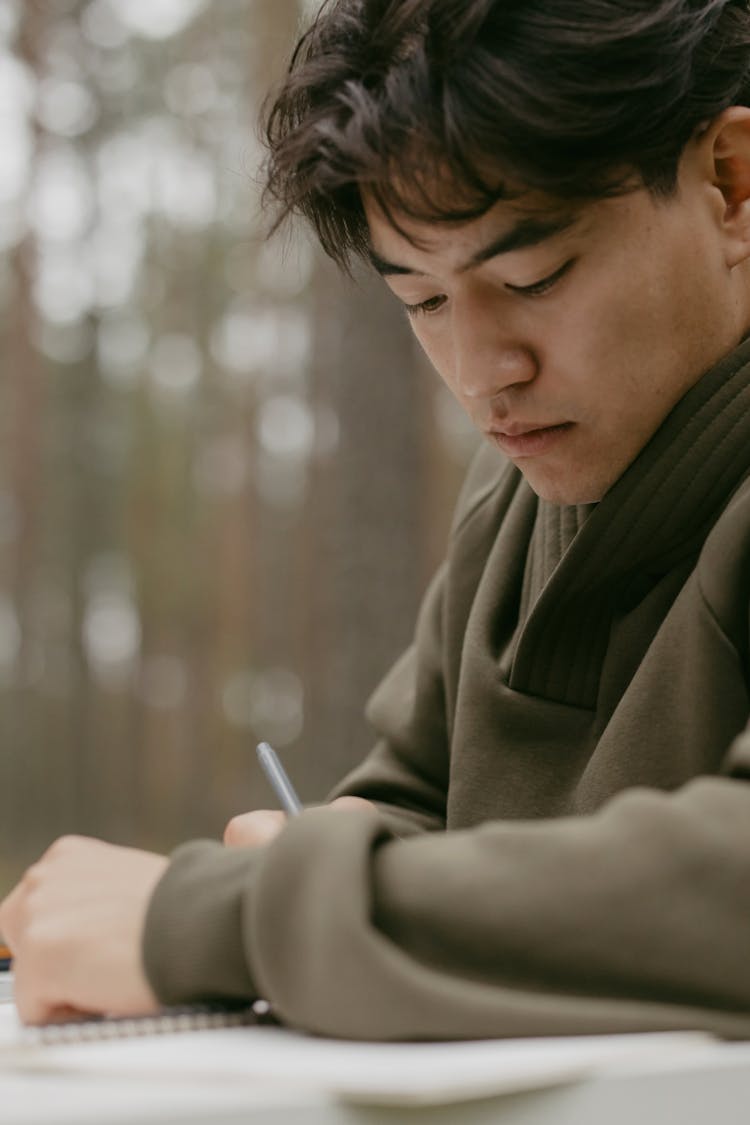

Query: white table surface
[[3, 981, 750, 1125], [4, 1050, 750, 1125]]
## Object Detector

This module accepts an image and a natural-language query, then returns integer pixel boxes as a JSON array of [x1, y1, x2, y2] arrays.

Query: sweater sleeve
[[144, 749, 750, 1040]]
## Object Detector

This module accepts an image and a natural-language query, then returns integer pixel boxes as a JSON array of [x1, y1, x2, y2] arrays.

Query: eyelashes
[[403, 295, 447, 317], [506, 259, 575, 297], [403, 259, 576, 318]]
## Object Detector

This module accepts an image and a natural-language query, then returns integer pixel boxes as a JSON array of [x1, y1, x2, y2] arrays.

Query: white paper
[[0, 1005, 715, 1107]]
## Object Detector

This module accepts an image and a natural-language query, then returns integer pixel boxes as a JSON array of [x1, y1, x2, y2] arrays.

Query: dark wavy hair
[[261, 0, 750, 268]]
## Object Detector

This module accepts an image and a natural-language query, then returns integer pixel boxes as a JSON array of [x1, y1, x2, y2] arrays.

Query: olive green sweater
[[144, 337, 750, 1041]]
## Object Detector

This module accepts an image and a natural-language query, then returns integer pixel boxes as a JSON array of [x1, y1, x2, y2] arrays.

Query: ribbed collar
[[509, 335, 750, 707], [519, 501, 595, 621]]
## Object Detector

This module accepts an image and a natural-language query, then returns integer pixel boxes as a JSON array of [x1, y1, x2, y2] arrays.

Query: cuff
[[723, 727, 750, 780], [142, 839, 261, 1005]]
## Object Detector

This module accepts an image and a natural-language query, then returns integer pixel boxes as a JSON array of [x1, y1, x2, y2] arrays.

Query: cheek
[[411, 322, 460, 392], [603, 220, 713, 358], [569, 269, 709, 437], [560, 257, 673, 386]]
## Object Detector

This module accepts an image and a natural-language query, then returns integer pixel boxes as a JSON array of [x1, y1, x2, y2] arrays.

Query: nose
[[453, 295, 538, 400], [456, 347, 538, 400]]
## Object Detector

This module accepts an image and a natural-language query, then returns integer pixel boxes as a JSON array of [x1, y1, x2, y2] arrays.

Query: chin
[[524, 472, 606, 507]]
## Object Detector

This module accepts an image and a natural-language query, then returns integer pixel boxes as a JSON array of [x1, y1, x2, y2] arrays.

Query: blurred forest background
[[0, 0, 477, 896]]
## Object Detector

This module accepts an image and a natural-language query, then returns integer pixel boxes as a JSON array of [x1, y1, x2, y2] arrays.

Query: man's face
[[364, 159, 746, 504]]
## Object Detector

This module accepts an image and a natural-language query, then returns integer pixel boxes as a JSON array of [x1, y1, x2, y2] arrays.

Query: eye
[[507, 259, 575, 297], [403, 294, 447, 318]]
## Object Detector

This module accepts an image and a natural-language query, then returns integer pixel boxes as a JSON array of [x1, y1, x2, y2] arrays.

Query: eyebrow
[[367, 213, 578, 278]]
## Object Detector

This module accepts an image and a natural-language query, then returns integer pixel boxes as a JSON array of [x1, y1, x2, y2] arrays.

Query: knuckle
[[48, 834, 85, 856], [256, 810, 285, 833], [21, 862, 44, 893], [43, 838, 68, 862], [331, 795, 374, 812], [224, 810, 283, 846], [223, 817, 243, 845]]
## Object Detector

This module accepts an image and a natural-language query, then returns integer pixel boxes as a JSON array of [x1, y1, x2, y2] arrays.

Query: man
[[3, 0, 750, 1038]]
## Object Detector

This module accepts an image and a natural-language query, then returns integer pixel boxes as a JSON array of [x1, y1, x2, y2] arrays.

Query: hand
[[224, 795, 376, 847], [0, 835, 168, 1025]]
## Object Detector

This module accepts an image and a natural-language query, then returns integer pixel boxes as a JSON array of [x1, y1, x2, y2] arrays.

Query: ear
[[702, 106, 750, 268]]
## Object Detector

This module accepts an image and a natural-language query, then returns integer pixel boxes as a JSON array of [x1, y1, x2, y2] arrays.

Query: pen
[[0, 943, 11, 972], [256, 741, 303, 816]]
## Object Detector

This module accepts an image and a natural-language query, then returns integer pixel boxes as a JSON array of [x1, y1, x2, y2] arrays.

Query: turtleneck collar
[[508, 334, 750, 707]]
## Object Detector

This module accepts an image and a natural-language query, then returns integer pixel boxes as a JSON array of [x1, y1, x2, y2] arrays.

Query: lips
[[488, 422, 574, 458], [489, 422, 566, 437]]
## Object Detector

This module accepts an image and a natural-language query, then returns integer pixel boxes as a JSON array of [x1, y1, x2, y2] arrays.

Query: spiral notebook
[[0, 1002, 717, 1107], [11, 1000, 269, 1044]]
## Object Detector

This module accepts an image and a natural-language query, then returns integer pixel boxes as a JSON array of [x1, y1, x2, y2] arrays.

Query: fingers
[[1, 835, 166, 1025], [3, 855, 83, 1024], [329, 796, 378, 813], [223, 797, 378, 847], [0, 879, 24, 954], [13, 954, 76, 1026], [223, 810, 287, 847]]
